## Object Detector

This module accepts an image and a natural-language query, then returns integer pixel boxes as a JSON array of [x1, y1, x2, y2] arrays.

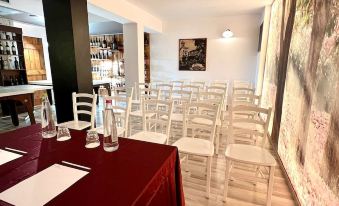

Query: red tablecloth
[[0, 124, 185, 206]]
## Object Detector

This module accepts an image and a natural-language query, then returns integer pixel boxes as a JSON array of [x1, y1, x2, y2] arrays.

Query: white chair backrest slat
[[72, 92, 97, 129]]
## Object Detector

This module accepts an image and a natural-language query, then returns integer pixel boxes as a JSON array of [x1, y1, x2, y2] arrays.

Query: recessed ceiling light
[[29, 14, 37, 17]]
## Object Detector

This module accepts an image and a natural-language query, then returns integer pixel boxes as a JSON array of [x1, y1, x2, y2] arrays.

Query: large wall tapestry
[[261, 0, 283, 135], [276, 0, 339, 205], [178, 38, 207, 71]]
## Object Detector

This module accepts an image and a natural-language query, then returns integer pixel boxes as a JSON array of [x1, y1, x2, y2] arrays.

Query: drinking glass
[[56, 126, 71, 141], [85, 130, 100, 148]]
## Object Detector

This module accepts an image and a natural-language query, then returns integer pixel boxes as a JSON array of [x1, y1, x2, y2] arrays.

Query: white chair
[[161, 89, 192, 141], [233, 80, 254, 89], [170, 80, 184, 90], [190, 81, 206, 90], [128, 99, 173, 144], [58, 92, 97, 130], [156, 83, 173, 100], [181, 85, 200, 101], [94, 95, 131, 138], [195, 91, 224, 154], [210, 80, 229, 88], [172, 102, 220, 198], [232, 93, 261, 107], [129, 88, 160, 134], [111, 86, 134, 98], [132, 82, 149, 106], [224, 105, 276, 206]]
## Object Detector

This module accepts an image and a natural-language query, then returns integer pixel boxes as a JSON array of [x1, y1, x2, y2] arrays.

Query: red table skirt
[[0, 124, 185, 206]]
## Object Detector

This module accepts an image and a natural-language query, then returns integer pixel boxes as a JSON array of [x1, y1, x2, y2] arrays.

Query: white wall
[[150, 15, 261, 84], [12, 21, 51, 81]]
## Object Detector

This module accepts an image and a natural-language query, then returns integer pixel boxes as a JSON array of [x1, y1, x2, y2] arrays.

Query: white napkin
[[0, 149, 22, 166], [0, 163, 89, 206]]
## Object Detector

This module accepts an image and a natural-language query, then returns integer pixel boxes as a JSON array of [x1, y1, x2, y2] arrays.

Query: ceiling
[[124, 0, 272, 20], [0, 5, 119, 27]]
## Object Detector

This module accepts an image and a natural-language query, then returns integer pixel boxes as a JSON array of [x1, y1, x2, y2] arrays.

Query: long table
[[0, 85, 53, 126], [0, 124, 185, 205]]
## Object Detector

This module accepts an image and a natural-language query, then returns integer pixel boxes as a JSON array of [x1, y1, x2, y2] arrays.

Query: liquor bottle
[[94, 37, 98, 47], [99, 37, 103, 48], [102, 36, 107, 48], [11, 42, 16, 55], [6, 32, 11, 40], [0, 57, 3, 70], [5, 42, 10, 55], [112, 36, 118, 50], [10, 76, 14, 86], [0, 42, 3, 55], [0, 32, 4, 40], [41, 96, 57, 138], [20, 76, 24, 85], [14, 57, 19, 69], [12, 33, 16, 41], [103, 100, 119, 152]]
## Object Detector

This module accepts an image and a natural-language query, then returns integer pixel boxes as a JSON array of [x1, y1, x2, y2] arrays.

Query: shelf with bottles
[[0, 31, 20, 42], [90, 34, 123, 51], [0, 74, 26, 86], [0, 55, 23, 70]]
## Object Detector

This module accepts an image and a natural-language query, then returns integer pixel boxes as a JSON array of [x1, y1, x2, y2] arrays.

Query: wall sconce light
[[222, 29, 234, 38]]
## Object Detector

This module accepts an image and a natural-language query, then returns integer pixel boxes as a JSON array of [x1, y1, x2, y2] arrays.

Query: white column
[[256, 5, 272, 95], [123, 23, 145, 88]]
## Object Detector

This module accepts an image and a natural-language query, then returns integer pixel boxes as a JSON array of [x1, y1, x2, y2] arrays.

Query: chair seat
[[191, 117, 221, 126], [233, 122, 264, 132], [130, 110, 155, 117], [93, 126, 125, 136], [161, 113, 183, 122], [57, 120, 91, 131], [225, 144, 276, 166], [172, 137, 214, 156], [127, 131, 168, 144]]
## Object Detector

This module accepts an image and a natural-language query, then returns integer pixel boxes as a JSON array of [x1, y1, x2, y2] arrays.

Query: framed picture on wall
[[178, 38, 207, 71]]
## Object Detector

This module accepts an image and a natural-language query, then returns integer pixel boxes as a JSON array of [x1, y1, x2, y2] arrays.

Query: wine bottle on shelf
[[0, 32, 4, 40], [12, 33, 16, 41], [0, 41, 3, 55], [10, 76, 14, 86], [6, 32, 11, 40], [99, 37, 103, 48], [11, 42, 16, 55], [0, 57, 3, 70], [20, 76, 24, 85], [94, 37, 97, 47], [112, 36, 118, 50], [5, 42, 10, 55], [14, 57, 19, 69], [102, 36, 107, 48], [14, 77, 19, 85]]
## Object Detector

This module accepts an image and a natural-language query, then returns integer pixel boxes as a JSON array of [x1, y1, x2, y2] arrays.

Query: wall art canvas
[[178, 38, 207, 71], [277, 0, 339, 205], [261, 0, 283, 135]]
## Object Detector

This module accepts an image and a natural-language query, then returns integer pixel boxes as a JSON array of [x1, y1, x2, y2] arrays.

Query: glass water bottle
[[41, 96, 56, 138], [103, 100, 119, 152]]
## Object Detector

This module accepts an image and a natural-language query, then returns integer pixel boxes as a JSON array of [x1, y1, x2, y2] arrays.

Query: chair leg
[[206, 156, 212, 198], [215, 126, 220, 155], [223, 159, 231, 202], [184, 154, 189, 172], [266, 166, 275, 206]]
